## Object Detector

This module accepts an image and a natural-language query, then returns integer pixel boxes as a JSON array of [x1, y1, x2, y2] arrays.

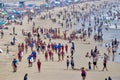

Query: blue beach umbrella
[[14, 11, 21, 15], [27, 4, 35, 7], [57, 43, 62, 49], [4, 4, 11, 7], [45, 3, 49, 8], [32, 51, 37, 56], [0, 21, 6, 25]]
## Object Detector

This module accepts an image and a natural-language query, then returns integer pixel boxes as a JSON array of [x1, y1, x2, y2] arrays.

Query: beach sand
[[0, 0, 120, 80]]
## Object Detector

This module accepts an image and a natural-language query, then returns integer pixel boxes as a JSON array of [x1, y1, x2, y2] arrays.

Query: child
[[88, 61, 91, 70], [81, 67, 86, 80]]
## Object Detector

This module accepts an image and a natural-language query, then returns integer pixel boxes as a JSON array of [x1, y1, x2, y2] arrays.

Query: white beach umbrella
[[0, 49, 3, 53]]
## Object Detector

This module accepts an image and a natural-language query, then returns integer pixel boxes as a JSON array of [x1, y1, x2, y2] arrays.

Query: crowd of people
[[1, 0, 120, 80]]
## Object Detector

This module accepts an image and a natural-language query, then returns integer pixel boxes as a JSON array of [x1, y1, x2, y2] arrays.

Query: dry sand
[[0, 0, 120, 80]]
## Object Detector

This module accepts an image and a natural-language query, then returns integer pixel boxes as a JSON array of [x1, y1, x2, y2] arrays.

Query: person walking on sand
[[45, 51, 48, 61], [6, 46, 9, 54], [93, 57, 98, 70], [0, 30, 4, 39], [13, 27, 15, 34], [108, 76, 112, 80], [65, 44, 68, 53], [102, 53, 108, 71], [88, 61, 91, 70], [81, 67, 87, 80], [37, 59, 41, 72], [12, 58, 18, 72], [24, 73, 28, 80], [66, 56, 69, 69], [25, 44, 28, 53], [70, 57, 74, 69], [27, 55, 33, 67]]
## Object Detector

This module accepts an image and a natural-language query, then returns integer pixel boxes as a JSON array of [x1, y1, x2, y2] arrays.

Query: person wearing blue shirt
[[32, 50, 37, 62], [12, 58, 18, 72]]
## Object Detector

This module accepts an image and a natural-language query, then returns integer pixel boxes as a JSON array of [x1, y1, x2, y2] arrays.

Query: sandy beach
[[0, 0, 120, 80]]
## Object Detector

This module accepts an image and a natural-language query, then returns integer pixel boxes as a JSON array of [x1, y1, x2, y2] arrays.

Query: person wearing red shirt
[[62, 44, 64, 52], [21, 43, 24, 51], [45, 51, 48, 61], [18, 50, 23, 61], [49, 50, 52, 60], [25, 44, 28, 53], [61, 50, 65, 60], [65, 44, 68, 53], [37, 59, 41, 72]]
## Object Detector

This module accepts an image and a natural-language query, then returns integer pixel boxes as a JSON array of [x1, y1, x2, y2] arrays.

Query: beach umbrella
[[7, 15, 15, 20], [45, 3, 49, 8], [57, 43, 62, 49], [0, 21, 6, 25], [14, 11, 21, 15], [27, 4, 35, 7], [4, 4, 11, 7], [32, 51, 37, 56], [0, 49, 3, 53], [30, 9, 34, 13]]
